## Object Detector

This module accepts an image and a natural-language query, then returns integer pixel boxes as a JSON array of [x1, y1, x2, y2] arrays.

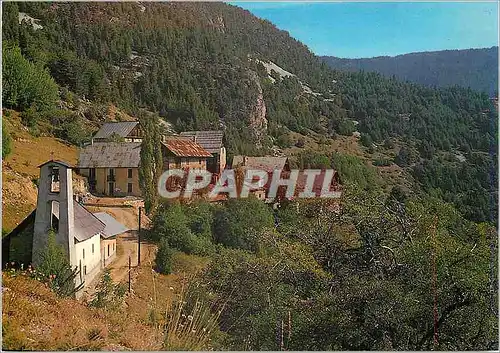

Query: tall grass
[[147, 260, 222, 351]]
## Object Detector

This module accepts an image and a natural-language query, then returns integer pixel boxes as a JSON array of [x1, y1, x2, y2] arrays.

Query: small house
[[179, 130, 226, 174], [161, 137, 212, 171]]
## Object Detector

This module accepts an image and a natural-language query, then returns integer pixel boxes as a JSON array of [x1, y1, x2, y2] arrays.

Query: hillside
[[2, 1, 497, 223], [2, 251, 211, 351], [321, 47, 498, 96], [1, 2, 498, 351], [2, 110, 79, 232]]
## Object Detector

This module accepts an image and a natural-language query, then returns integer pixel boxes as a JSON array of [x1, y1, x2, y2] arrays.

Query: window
[[128, 183, 133, 193], [199, 158, 202, 164], [128, 169, 133, 178], [107, 244, 110, 257], [113, 243, 115, 251], [92, 243, 94, 254], [83, 265, 87, 275], [50, 167, 60, 193], [83, 248, 85, 259]]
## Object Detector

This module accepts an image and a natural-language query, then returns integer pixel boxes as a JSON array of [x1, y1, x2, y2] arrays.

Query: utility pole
[[128, 255, 131, 292], [138, 206, 142, 266]]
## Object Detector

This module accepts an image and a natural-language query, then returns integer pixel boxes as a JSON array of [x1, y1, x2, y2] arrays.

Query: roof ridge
[[74, 200, 106, 228]]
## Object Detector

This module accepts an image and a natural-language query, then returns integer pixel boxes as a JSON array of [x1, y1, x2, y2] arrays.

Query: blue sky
[[229, 2, 499, 58]]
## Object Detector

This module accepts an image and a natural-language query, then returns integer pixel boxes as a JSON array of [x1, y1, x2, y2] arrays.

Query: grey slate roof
[[93, 212, 129, 238], [38, 160, 73, 168], [232, 156, 289, 173], [93, 122, 139, 140], [78, 142, 141, 168], [52, 201, 105, 242], [179, 130, 224, 154]]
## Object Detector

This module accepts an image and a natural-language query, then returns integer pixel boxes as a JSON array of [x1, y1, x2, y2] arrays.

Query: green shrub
[[337, 119, 356, 136], [20, 104, 43, 128], [35, 230, 81, 297], [213, 198, 274, 252], [89, 269, 126, 309], [155, 238, 175, 274], [372, 158, 392, 167], [276, 132, 292, 148], [151, 202, 199, 254], [360, 133, 373, 147]]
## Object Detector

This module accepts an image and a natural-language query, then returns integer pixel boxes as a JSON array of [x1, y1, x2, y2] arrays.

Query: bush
[[60, 116, 92, 146], [372, 158, 392, 167], [276, 132, 292, 148], [89, 269, 126, 309], [360, 133, 373, 147], [20, 104, 43, 128], [151, 202, 199, 254], [213, 198, 274, 252], [394, 147, 419, 167], [35, 230, 82, 297], [155, 238, 175, 274], [337, 119, 356, 136]]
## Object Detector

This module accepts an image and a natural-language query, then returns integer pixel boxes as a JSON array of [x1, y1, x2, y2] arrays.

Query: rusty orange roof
[[162, 138, 212, 157]]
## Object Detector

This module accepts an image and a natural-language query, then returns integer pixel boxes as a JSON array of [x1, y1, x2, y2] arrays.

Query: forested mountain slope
[[322, 47, 498, 96], [2, 1, 497, 223], [2, 2, 498, 351]]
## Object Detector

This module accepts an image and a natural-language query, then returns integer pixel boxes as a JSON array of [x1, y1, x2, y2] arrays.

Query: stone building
[[2, 160, 128, 297], [179, 130, 226, 175], [77, 142, 141, 197]]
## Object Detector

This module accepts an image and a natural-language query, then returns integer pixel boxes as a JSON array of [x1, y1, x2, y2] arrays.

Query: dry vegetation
[[2, 252, 212, 351], [2, 110, 78, 231]]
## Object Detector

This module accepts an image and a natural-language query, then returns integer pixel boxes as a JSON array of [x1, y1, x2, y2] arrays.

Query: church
[[2, 160, 128, 297]]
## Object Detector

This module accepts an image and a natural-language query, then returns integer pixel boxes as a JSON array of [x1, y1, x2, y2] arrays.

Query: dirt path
[[80, 201, 155, 299], [109, 230, 157, 284]]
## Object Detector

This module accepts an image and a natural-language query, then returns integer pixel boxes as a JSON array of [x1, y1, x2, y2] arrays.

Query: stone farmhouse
[[77, 122, 225, 197], [179, 130, 226, 175], [77, 142, 142, 197], [232, 155, 342, 202]]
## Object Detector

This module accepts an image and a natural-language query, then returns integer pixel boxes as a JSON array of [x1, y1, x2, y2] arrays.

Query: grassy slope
[[2, 110, 79, 232], [2, 252, 209, 351]]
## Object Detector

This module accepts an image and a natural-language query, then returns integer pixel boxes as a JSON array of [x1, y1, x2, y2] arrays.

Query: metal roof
[[93, 122, 139, 140], [179, 130, 224, 153], [232, 156, 289, 173], [162, 138, 212, 158], [92, 212, 129, 238], [78, 142, 141, 168], [52, 201, 105, 242]]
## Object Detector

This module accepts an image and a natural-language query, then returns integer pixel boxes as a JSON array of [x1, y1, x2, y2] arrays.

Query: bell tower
[[32, 160, 76, 268]]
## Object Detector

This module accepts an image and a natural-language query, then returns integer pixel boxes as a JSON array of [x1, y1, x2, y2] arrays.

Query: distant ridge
[[322, 47, 498, 96]]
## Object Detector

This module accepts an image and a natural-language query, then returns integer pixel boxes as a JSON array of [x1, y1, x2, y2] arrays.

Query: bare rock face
[[72, 172, 88, 195], [248, 71, 268, 147]]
